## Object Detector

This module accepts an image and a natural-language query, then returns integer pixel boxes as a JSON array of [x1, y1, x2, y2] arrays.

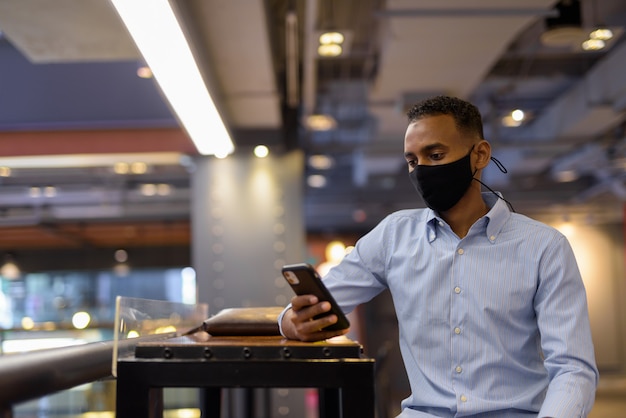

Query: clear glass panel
[[112, 296, 208, 376]]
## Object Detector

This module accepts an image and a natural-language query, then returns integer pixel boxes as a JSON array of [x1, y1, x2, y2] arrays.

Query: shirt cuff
[[277, 303, 292, 337], [538, 388, 585, 418]]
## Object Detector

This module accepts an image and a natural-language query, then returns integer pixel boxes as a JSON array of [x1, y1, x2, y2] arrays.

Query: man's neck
[[440, 191, 489, 239]]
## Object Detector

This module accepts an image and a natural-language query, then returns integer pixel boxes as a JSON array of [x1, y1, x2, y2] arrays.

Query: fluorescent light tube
[[110, 0, 234, 156]]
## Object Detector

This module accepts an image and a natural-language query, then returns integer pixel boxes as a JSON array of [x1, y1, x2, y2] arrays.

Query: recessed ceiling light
[[308, 155, 334, 170], [511, 109, 525, 122], [140, 183, 157, 196], [305, 114, 337, 131], [131, 162, 148, 174], [307, 174, 327, 188], [589, 28, 613, 41], [114, 162, 130, 174], [157, 183, 171, 196], [318, 43, 342, 57], [582, 38, 605, 51], [254, 145, 269, 158], [44, 186, 57, 198], [319, 32, 344, 45]]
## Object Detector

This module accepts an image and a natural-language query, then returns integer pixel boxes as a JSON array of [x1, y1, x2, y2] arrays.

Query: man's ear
[[474, 140, 491, 169]]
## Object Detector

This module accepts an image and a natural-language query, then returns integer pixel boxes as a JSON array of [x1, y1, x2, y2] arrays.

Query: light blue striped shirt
[[315, 193, 598, 418]]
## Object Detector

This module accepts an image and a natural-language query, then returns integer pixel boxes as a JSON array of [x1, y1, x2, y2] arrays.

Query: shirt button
[[454, 327, 461, 334], [457, 248, 464, 255], [455, 366, 462, 373], [454, 286, 461, 294], [489, 235, 496, 241], [438, 221, 444, 227], [460, 394, 468, 402], [429, 234, 435, 240]]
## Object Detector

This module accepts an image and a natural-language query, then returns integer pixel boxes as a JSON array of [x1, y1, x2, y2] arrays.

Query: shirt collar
[[423, 192, 511, 243], [483, 192, 511, 243], [423, 209, 439, 243]]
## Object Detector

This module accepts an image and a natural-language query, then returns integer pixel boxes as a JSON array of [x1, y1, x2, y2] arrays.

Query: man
[[280, 95, 598, 417]]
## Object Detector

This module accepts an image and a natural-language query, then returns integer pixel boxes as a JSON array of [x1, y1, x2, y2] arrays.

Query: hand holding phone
[[281, 263, 350, 331]]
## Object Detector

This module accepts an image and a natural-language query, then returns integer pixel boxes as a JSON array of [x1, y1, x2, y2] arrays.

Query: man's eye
[[431, 153, 444, 160], [407, 159, 417, 168]]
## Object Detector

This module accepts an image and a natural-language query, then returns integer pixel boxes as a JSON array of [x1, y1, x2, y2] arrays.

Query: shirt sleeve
[[320, 216, 392, 314], [535, 234, 599, 417], [278, 214, 394, 336], [277, 303, 292, 337]]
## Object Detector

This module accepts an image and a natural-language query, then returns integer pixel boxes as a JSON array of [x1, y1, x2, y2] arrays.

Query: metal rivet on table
[[204, 348, 213, 358], [243, 347, 252, 359], [322, 347, 331, 357], [163, 348, 173, 359], [282, 347, 291, 358]]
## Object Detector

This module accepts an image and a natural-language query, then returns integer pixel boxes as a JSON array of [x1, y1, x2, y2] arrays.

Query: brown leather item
[[185, 306, 284, 336]]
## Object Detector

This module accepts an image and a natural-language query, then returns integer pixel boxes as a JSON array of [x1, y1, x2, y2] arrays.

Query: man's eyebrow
[[422, 142, 447, 152], [405, 142, 448, 158]]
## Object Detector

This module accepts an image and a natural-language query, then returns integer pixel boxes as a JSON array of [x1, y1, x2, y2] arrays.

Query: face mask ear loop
[[474, 178, 516, 213], [472, 155, 516, 212], [490, 156, 508, 174]]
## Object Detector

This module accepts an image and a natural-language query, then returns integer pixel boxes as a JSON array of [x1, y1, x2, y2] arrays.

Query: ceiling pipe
[[285, 10, 300, 108], [302, 0, 319, 119]]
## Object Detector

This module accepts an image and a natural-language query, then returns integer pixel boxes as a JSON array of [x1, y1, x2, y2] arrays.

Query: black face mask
[[409, 147, 475, 212]]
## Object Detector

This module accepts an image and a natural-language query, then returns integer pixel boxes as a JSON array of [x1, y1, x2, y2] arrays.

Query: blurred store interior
[[1, 0, 626, 417]]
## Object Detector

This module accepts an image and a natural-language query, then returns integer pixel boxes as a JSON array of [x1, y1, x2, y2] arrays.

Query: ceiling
[[1, 0, 626, 253]]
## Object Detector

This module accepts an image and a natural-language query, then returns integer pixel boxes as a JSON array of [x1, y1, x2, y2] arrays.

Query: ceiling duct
[[309, 80, 377, 146], [504, 36, 626, 142], [541, 0, 586, 48], [550, 136, 626, 202]]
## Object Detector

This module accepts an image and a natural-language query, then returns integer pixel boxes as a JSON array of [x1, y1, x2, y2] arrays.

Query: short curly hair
[[406, 95, 484, 140]]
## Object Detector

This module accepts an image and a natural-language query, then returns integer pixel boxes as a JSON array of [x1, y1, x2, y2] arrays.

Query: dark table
[[115, 334, 375, 417]]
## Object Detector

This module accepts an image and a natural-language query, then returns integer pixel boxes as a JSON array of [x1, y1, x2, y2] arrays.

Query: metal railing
[[0, 339, 132, 416]]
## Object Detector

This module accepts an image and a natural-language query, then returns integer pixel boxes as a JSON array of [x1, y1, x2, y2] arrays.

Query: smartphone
[[281, 263, 350, 331]]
